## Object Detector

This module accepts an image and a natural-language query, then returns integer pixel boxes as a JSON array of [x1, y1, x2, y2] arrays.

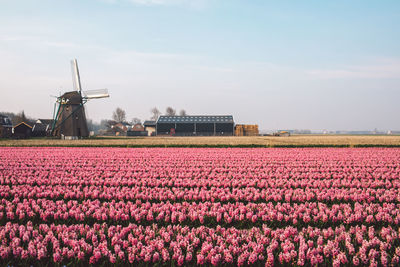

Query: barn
[[32, 119, 53, 137], [156, 115, 234, 136], [13, 122, 32, 139]]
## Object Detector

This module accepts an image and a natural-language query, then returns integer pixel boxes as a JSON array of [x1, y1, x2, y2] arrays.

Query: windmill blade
[[82, 89, 110, 99], [71, 59, 82, 92]]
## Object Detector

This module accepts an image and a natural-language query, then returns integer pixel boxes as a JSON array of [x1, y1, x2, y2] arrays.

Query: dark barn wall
[[196, 123, 214, 135], [216, 123, 234, 135], [0, 126, 13, 138], [32, 123, 51, 137], [175, 123, 195, 136], [157, 123, 175, 135], [127, 131, 148, 136], [156, 122, 234, 136], [156, 116, 234, 136], [13, 124, 32, 139]]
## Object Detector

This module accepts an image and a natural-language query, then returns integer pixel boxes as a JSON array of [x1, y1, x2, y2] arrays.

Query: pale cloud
[[109, 49, 183, 60], [103, 0, 211, 8], [0, 34, 183, 61], [1, 35, 95, 50], [306, 59, 400, 79], [192, 66, 236, 73], [128, 0, 174, 5], [41, 41, 80, 48], [0, 35, 37, 42]]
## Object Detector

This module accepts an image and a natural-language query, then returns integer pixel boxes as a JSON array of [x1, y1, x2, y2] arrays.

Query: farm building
[[156, 115, 234, 136], [32, 119, 53, 137], [109, 122, 131, 136], [13, 122, 32, 139], [0, 114, 13, 138], [143, 120, 156, 136], [127, 123, 148, 136]]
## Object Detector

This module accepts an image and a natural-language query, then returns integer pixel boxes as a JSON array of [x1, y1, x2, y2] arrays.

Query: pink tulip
[[1, 147, 400, 265]]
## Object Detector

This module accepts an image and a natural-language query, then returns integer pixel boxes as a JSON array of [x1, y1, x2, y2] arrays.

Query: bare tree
[[104, 120, 116, 129], [131, 117, 141, 125], [165, 107, 176, 116], [112, 107, 126, 123], [14, 110, 28, 125], [100, 119, 110, 129], [150, 107, 161, 121], [179, 109, 187, 116]]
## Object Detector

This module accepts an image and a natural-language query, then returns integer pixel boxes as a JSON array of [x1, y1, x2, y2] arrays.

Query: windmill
[[51, 59, 109, 139]]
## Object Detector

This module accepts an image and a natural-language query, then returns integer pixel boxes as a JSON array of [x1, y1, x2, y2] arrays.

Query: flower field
[[1, 147, 400, 266]]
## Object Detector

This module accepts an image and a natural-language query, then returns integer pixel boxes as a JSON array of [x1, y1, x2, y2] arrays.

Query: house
[[13, 122, 32, 139], [0, 114, 13, 138], [143, 120, 156, 136], [110, 122, 132, 136], [127, 123, 148, 136]]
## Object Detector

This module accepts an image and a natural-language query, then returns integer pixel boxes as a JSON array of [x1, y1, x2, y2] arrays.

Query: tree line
[[0, 111, 36, 126], [1, 106, 187, 133], [111, 106, 187, 124]]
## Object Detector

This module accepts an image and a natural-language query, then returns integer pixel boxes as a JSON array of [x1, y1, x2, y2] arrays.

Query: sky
[[0, 0, 399, 131]]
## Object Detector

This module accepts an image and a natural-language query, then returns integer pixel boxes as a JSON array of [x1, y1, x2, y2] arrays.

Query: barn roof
[[36, 119, 53, 125], [14, 122, 32, 129], [143, 120, 156, 126], [157, 115, 234, 124]]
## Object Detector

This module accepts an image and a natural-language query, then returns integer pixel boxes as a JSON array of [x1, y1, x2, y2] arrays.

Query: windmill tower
[[51, 59, 109, 139]]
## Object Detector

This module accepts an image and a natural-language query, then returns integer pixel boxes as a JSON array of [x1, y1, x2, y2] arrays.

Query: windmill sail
[[82, 89, 110, 99], [71, 59, 82, 93]]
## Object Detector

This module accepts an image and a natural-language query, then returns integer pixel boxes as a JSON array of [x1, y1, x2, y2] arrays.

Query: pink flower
[[185, 252, 192, 262], [248, 253, 258, 264], [177, 255, 184, 266], [197, 253, 205, 265], [53, 251, 61, 263], [153, 251, 160, 262]]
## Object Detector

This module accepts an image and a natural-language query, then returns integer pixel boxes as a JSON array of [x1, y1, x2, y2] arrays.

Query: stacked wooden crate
[[235, 125, 244, 136], [235, 124, 259, 136]]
